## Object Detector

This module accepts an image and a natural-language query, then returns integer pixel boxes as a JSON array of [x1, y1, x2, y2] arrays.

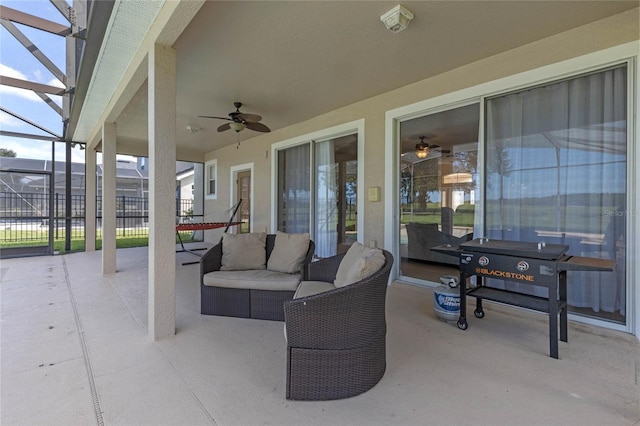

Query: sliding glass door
[[396, 64, 628, 326], [485, 65, 627, 324], [398, 104, 479, 283], [277, 133, 358, 258]]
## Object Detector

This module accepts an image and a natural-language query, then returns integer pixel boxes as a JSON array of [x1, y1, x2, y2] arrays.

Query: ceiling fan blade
[[430, 144, 441, 150], [237, 113, 262, 122], [245, 121, 271, 132], [199, 115, 232, 121], [217, 123, 231, 132]]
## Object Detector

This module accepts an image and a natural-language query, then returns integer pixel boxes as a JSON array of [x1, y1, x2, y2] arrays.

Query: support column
[[148, 43, 176, 340], [85, 147, 97, 251], [102, 122, 117, 274]]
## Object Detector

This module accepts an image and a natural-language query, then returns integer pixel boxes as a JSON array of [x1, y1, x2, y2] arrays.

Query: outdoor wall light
[[186, 125, 200, 134], [380, 4, 414, 33]]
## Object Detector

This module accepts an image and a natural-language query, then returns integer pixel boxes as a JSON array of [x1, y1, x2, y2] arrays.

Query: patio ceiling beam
[[35, 92, 63, 116], [0, 106, 61, 138], [0, 6, 71, 36], [0, 75, 66, 96], [0, 130, 59, 141], [1, 18, 66, 84]]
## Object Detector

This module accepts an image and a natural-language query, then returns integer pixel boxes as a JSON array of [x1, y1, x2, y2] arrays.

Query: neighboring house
[[15, 1, 640, 341], [0, 157, 196, 201]]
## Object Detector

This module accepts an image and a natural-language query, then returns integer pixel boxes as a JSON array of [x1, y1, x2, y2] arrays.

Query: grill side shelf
[[557, 256, 615, 272], [466, 286, 566, 313]]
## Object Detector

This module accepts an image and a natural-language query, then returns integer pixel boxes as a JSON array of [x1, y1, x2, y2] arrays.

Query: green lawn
[[0, 230, 199, 254]]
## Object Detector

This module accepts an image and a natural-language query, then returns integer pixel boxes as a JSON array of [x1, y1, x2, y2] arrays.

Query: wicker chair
[[283, 249, 394, 400], [200, 234, 315, 321]]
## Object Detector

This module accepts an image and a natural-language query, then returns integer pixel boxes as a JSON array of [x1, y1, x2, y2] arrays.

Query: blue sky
[[0, 0, 87, 163]]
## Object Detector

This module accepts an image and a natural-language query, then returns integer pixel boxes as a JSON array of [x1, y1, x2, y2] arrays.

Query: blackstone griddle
[[432, 238, 614, 358]]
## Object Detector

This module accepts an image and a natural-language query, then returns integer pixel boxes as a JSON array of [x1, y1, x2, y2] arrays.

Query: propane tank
[[433, 275, 461, 322]]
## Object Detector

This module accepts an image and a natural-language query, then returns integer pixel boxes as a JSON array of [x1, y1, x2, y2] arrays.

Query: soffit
[[73, 0, 164, 143]]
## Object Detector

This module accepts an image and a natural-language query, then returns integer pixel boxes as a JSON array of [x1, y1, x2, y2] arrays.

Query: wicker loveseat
[[283, 245, 394, 400], [200, 232, 315, 321]]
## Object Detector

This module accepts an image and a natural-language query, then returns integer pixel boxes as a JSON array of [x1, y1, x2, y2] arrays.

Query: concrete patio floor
[[1, 246, 639, 426]]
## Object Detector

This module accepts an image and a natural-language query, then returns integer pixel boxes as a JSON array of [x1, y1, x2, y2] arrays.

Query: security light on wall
[[380, 5, 414, 33]]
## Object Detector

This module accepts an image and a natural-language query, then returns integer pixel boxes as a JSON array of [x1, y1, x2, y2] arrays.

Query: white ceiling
[[106, 1, 638, 157]]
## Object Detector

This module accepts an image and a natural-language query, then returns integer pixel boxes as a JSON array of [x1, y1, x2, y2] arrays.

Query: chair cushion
[[334, 241, 386, 287], [203, 269, 302, 291], [293, 281, 336, 299], [267, 231, 311, 274], [220, 232, 267, 271]]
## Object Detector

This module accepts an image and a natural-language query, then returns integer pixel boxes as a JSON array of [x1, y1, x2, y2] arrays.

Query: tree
[[0, 148, 17, 157]]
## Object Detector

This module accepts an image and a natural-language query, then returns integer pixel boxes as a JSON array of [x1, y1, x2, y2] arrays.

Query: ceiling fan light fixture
[[415, 136, 430, 159], [229, 122, 246, 132], [415, 144, 429, 158]]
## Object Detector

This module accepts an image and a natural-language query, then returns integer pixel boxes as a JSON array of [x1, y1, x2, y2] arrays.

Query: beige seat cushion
[[203, 269, 302, 291], [334, 241, 386, 287], [267, 231, 311, 274], [220, 232, 267, 271], [293, 280, 336, 299]]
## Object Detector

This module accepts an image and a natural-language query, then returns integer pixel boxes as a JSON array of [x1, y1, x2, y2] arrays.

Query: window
[[205, 160, 217, 199]]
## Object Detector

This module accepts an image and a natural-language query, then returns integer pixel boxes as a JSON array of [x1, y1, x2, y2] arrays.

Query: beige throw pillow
[[334, 241, 386, 287], [267, 231, 311, 274], [220, 232, 267, 271]]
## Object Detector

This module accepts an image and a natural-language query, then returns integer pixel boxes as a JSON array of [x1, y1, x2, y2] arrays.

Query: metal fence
[[0, 192, 199, 245], [0, 192, 51, 243]]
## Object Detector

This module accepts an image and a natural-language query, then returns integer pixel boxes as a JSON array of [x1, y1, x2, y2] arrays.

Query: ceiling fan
[[199, 102, 271, 133], [414, 136, 441, 159]]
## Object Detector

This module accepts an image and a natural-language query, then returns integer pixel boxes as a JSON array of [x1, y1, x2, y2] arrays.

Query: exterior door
[[236, 171, 251, 233]]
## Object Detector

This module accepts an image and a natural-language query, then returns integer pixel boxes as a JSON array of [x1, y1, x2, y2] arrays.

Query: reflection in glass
[[399, 104, 479, 283]]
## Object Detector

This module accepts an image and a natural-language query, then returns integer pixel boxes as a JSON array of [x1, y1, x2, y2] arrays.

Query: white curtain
[[314, 139, 337, 257], [278, 144, 310, 234], [484, 66, 627, 318]]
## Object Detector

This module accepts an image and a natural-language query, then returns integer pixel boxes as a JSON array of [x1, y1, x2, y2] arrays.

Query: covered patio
[[2, 246, 638, 425]]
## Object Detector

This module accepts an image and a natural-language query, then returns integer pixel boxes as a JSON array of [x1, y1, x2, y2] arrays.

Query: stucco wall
[[203, 8, 639, 247]]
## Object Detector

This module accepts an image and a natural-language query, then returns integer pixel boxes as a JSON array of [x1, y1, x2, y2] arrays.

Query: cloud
[[0, 136, 51, 161], [0, 63, 64, 102], [0, 63, 27, 80], [0, 63, 42, 102], [47, 77, 65, 89], [0, 113, 24, 127]]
